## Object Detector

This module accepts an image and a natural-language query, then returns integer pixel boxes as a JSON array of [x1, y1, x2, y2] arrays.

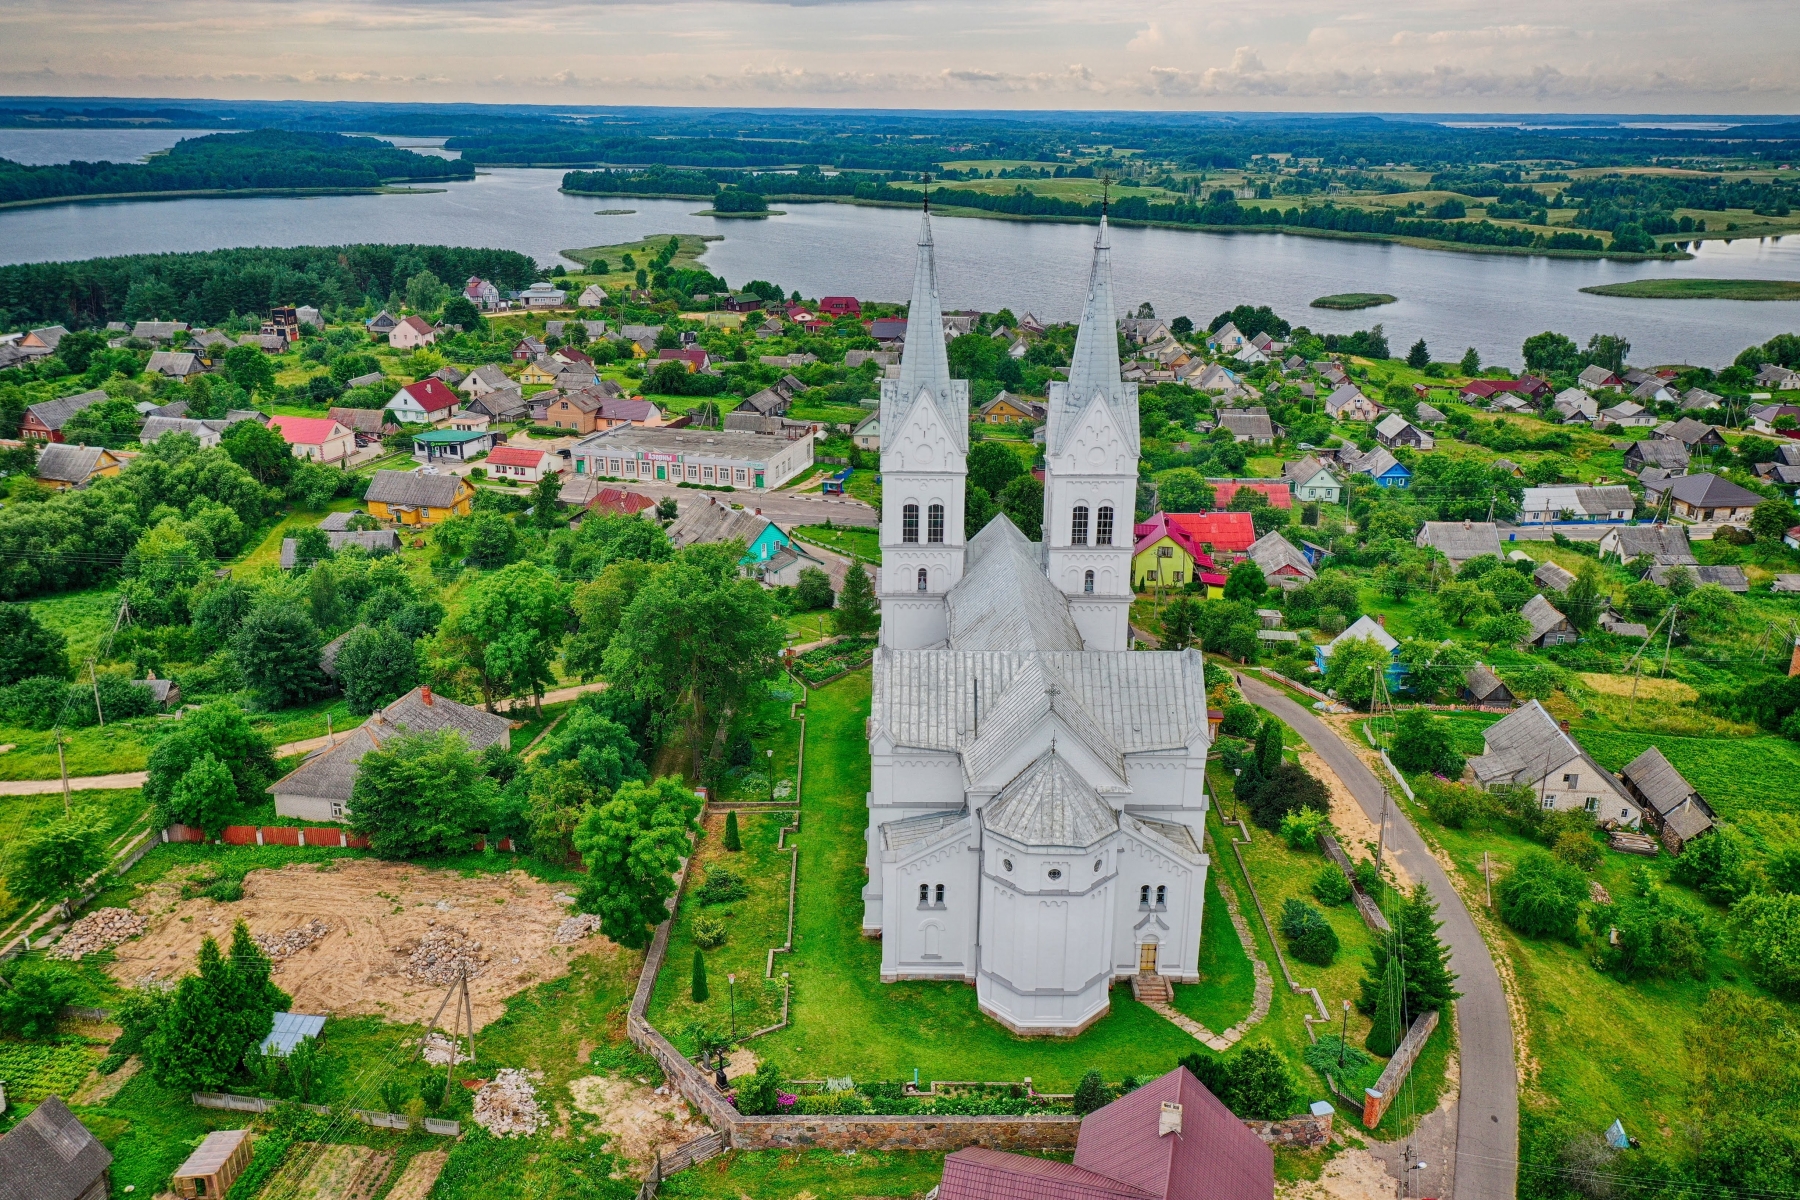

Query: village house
[[1185, 362, 1241, 394], [145, 350, 204, 380], [385, 377, 462, 425], [1578, 365, 1623, 391], [1465, 700, 1641, 826], [1648, 563, 1749, 593], [1552, 388, 1599, 424], [364, 470, 475, 526], [852, 412, 881, 451], [546, 319, 607, 342], [1460, 376, 1550, 404], [1629, 378, 1676, 406], [585, 486, 657, 518], [1315, 614, 1401, 679], [1517, 485, 1634, 525], [516, 281, 567, 307], [577, 283, 607, 306], [1654, 417, 1727, 450], [21, 390, 108, 441], [540, 388, 608, 434], [464, 276, 502, 310], [655, 347, 712, 372], [1748, 402, 1800, 435], [511, 336, 547, 361], [464, 388, 529, 423], [1598, 399, 1658, 428], [517, 356, 567, 387], [17, 324, 69, 356], [141, 416, 230, 448], [460, 363, 513, 398], [1207, 321, 1248, 353], [1640, 472, 1763, 525], [0, 1095, 113, 1200], [1282, 456, 1343, 504], [270, 415, 354, 463], [1462, 664, 1516, 707], [1323, 383, 1381, 422], [412, 427, 495, 465], [365, 310, 399, 337], [1341, 445, 1412, 488], [35, 443, 124, 490], [278, 529, 401, 568], [329, 407, 401, 441], [666, 493, 799, 571], [819, 295, 862, 317], [387, 315, 438, 352], [1533, 560, 1576, 593], [1374, 412, 1433, 450], [978, 392, 1047, 424], [1416, 520, 1503, 569], [1599, 524, 1696, 566], [1519, 593, 1576, 647], [486, 444, 553, 483], [1753, 364, 1800, 391], [1679, 387, 1722, 411], [619, 325, 662, 356], [1246, 529, 1315, 587], [131, 319, 189, 343], [1216, 407, 1277, 444], [1623, 437, 1689, 476], [270, 686, 511, 822], [571, 425, 813, 491], [1618, 746, 1715, 854], [1130, 512, 1224, 593]]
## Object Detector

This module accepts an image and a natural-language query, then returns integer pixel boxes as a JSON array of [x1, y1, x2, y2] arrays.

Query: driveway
[[1235, 674, 1517, 1200]]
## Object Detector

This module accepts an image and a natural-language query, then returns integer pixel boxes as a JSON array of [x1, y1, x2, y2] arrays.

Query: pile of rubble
[[48, 909, 147, 960], [404, 927, 488, 985], [419, 1032, 472, 1067], [253, 919, 333, 967], [472, 1069, 545, 1137], [554, 913, 604, 944]]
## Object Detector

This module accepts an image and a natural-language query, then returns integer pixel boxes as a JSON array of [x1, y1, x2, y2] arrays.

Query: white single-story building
[[570, 426, 814, 491]]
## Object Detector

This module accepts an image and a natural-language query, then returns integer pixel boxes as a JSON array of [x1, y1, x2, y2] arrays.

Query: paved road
[[1237, 674, 1517, 1200]]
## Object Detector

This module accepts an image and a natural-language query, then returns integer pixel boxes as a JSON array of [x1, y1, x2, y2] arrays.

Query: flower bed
[[792, 637, 876, 684]]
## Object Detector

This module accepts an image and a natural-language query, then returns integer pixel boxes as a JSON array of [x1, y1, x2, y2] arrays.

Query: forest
[[0, 129, 473, 207]]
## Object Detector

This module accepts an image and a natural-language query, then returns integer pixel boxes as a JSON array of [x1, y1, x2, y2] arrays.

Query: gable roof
[[947, 516, 1085, 652], [1605, 524, 1694, 564], [1374, 412, 1420, 439], [1130, 512, 1219, 569], [1658, 417, 1722, 446], [267, 686, 510, 803], [1416, 520, 1502, 563], [35, 442, 114, 484], [1469, 699, 1608, 789], [0, 1095, 113, 1200], [279, 529, 400, 568], [1322, 614, 1398, 656], [329, 407, 399, 434], [1647, 563, 1749, 592], [365, 469, 468, 510], [142, 415, 227, 443], [1346, 446, 1408, 480], [1643, 472, 1763, 510], [940, 1147, 1154, 1200], [1158, 511, 1257, 554], [1247, 530, 1315, 581], [1216, 409, 1275, 439], [1520, 593, 1570, 642], [1533, 561, 1576, 592], [1071, 1067, 1274, 1200], [1281, 455, 1340, 487], [1464, 663, 1512, 702], [487, 445, 546, 469], [393, 377, 460, 414], [1624, 438, 1690, 470], [666, 495, 776, 552], [26, 389, 108, 432], [1620, 746, 1714, 840], [270, 415, 348, 446]]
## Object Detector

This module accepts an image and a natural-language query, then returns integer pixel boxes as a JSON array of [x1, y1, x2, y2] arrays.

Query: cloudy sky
[[2, 0, 1795, 112]]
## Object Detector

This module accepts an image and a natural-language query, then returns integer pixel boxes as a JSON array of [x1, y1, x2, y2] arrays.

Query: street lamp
[[727, 973, 737, 1041], [766, 748, 775, 803]]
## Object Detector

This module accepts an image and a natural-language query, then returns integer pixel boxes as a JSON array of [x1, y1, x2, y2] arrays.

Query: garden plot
[[107, 859, 614, 1028], [383, 1151, 449, 1200]]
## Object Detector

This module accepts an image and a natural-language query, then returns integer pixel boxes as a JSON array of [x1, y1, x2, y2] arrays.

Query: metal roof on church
[[983, 751, 1118, 848], [946, 516, 1084, 652]]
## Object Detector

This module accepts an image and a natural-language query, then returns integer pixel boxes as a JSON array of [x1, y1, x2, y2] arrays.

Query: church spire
[[1063, 210, 1121, 404], [896, 190, 952, 400]]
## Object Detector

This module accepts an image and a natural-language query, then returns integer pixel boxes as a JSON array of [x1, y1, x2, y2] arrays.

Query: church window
[[1070, 505, 1089, 545], [1094, 859, 1103, 872], [1096, 506, 1114, 545], [1084, 570, 1094, 593], [927, 503, 944, 543], [902, 504, 919, 543], [916, 567, 928, 592], [1139, 884, 1150, 906], [935, 884, 945, 906], [1002, 858, 1013, 872], [918, 883, 929, 906], [1047, 868, 1063, 881], [1156, 885, 1167, 907]]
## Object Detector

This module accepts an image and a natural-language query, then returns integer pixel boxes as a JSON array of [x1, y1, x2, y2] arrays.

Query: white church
[[863, 209, 1215, 1037]]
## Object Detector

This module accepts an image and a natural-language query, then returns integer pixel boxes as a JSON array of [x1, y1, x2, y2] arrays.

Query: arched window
[[1084, 570, 1095, 594], [916, 567, 928, 592], [1070, 504, 1089, 545], [919, 883, 929, 906], [902, 503, 919, 543], [927, 503, 945, 543], [934, 884, 945, 906], [1096, 505, 1114, 546], [1155, 884, 1167, 907], [1139, 884, 1150, 906]]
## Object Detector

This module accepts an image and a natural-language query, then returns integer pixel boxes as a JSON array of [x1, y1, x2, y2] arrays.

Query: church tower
[[1042, 215, 1139, 651], [878, 207, 969, 649]]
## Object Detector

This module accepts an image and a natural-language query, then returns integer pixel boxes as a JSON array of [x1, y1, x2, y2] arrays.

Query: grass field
[[1578, 278, 1800, 300], [662, 1148, 957, 1199], [790, 523, 881, 564], [1311, 293, 1397, 310], [1169, 870, 1258, 1033]]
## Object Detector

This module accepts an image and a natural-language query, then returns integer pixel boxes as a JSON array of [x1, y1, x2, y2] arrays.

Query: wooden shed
[[172, 1129, 253, 1198]]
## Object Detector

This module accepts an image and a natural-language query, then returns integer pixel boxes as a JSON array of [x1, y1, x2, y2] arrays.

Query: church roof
[[964, 655, 1127, 787], [983, 750, 1118, 847], [882, 210, 968, 459], [881, 807, 971, 852], [946, 515, 1084, 652], [1048, 216, 1140, 461]]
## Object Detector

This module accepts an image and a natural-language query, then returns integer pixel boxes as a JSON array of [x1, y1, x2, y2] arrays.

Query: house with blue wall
[[665, 492, 796, 575], [1346, 446, 1413, 489], [1314, 614, 1407, 688]]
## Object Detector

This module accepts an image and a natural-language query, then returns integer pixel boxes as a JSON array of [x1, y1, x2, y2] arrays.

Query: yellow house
[[1130, 513, 1229, 596], [518, 359, 561, 386], [35, 443, 123, 490], [978, 392, 1045, 425], [364, 470, 475, 527]]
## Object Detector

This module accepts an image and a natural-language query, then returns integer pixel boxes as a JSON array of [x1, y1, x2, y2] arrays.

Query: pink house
[[269, 416, 354, 464], [389, 316, 439, 351]]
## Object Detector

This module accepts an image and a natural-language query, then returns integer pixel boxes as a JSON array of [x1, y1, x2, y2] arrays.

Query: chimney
[[1559, 719, 1570, 732], [1159, 1101, 1184, 1137], [1376, 614, 1385, 627], [421, 686, 434, 707]]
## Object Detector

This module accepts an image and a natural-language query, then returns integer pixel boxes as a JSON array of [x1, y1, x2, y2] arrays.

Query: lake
[[2, 128, 1797, 367]]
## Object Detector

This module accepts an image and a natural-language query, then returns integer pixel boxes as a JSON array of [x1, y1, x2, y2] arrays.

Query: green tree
[[1459, 347, 1481, 375], [1359, 883, 1461, 1015], [1563, 562, 1604, 632], [997, 474, 1043, 540], [222, 418, 294, 487], [964, 485, 997, 538], [1595, 869, 1711, 980], [1154, 468, 1214, 513], [565, 559, 660, 680], [167, 751, 238, 836], [1583, 333, 1630, 374], [1732, 891, 1800, 998], [723, 810, 742, 852], [1365, 953, 1405, 1057], [292, 525, 332, 569], [404, 269, 448, 314], [0, 603, 68, 686], [348, 729, 498, 858], [967, 441, 1024, 497], [573, 777, 701, 949], [443, 562, 566, 714], [1158, 596, 1201, 650], [4, 811, 108, 915], [0, 961, 80, 1038], [1751, 498, 1799, 543], [1223, 560, 1267, 602], [1323, 636, 1392, 710], [523, 759, 598, 862], [1521, 331, 1581, 376], [1072, 1070, 1106, 1115], [143, 926, 288, 1093], [529, 473, 565, 532], [1684, 990, 1800, 1196], [1498, 849, 1586, 940], [223, 344, 277, 397], [1393, 638, 1475, 702], [1406, 338, 1430, 370], [1390, 710, 1464, 777], [334, 623, 419, 716], [832, 564, 879, 636], [441, 295, 483, 331], [1671, 826, 1752, 904], [1278, 898, 1339, 966], [62, 397, 143, 448], [232, 600, 324, 708], [1222, 1044, 1296, 1120], [691, 948, 709, 1001], [794, 567, 835, 612], [144, 701, 275, 820]]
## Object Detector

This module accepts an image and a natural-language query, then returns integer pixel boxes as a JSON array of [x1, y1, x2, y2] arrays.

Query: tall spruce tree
[[1255, 717, 1283, 777], [832, 564, 878, 637], [723, 810, 742, 852], [1360, 883, 1460, 1016], [1366, 953, 1405, 1057], [692, 949, 709, 1002]]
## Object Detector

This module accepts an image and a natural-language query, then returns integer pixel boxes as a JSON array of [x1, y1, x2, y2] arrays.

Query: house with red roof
[[1157, 511, 1259, 555], [937, 1066, 1274, 1200], [586, 487, 657, 517], [655, 347, 712, 372], [269, 415, 354, 464], [385, 377, 461, 425], [1131, 512, 1226, 595], [1459, 376, 1549, 403], [485, 444, 552, 483], [1208, 480, 1293, 510], [389, 315, 439, 351], [819, 296, 861, 318]]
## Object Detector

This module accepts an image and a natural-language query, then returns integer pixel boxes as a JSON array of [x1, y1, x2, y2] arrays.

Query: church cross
[[1100, 174, 1112, 216], [922, 172, 932, 215]]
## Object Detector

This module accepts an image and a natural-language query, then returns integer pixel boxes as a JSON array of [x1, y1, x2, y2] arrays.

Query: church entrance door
[[1138, 942, 1158, 973]]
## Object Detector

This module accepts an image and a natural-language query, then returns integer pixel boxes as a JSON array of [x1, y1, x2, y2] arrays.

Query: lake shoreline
[[0, 183, 458, 211]]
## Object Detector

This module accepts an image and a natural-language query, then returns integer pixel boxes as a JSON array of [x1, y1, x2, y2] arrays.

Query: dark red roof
[[1159, 511, 1257, 553], [939, 1147, 1154, 1200], [486, 445, 545, 469], [1208, 480, 1292, 510], [589, 487, 656, 516], [399, 377, 460, 413], [1073, 1068, 1273, 1200]]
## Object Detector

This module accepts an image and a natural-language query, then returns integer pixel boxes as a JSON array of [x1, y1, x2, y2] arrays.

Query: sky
[[2, 0, 1797, 113]]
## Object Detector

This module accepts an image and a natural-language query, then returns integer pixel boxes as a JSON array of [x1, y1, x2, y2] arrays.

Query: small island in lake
[[1579, 278, 1800, 300], [1311, 292, 1397, 310]]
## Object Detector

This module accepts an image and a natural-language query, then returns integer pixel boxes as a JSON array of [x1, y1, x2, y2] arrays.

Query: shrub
[[1240, 761, 1330, 831], [1498, 850, 1586, 940], [692, 916, 727, 949], [1072, 1070, 1107, 1115], [1312, 865, 1352, 906], [1279, 807, 1329, 852], [1302, 1036, 1376, 1088], [695, 868, 748, 905], [1732, 891, 1800, 998], [1352, 858, 1385, 900], [1278, 898, 1340, 966], [0, 961, 80, 1038], [1221, 1044, 1297, 1120], [1219, 703, 1260, 738], [1670, 827, 1752, 905], [692, 949, 709, 1002], [1551, 829, 1602, 873], [723, 810, 742, 852], [736, 1059, 787, 1115], [1418, 777, 1481, 830], [1596, 871, 1713, 980]]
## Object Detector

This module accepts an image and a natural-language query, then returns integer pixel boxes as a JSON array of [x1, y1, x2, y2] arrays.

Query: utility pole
[[1661, 603, 1677, 677], [55, 730, 71, 817], [1484, 851, 1492, 908], [89, 661, 105, 729]]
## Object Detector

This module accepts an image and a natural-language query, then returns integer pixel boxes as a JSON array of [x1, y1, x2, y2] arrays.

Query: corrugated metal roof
[[259, 1011, 326, 1057], [982, 751, 1117, 847], [882, 808, 970, 851]]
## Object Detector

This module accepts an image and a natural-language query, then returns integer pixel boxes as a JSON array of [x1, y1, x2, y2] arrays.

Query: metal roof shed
[[259, 1011, 326, 1057]]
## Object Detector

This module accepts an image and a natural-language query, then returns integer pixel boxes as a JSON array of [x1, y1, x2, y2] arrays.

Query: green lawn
[[1169, 870, 1258, 1032], [662, 1148, 957, 1199], [234, 498, 362, 572], [0, 721, 155, 781], [790, 523, 881, 564]]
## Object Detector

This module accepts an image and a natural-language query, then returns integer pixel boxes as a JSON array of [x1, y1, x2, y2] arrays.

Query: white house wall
[[880, 823, 979, 982], [1113, 823, 1206, 983]]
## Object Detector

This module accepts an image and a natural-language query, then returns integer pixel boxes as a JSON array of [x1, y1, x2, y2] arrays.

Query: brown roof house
[[268, 686, 511, 823], [936, 1066, 1273, 1200], [1618, 746, 1715, 854], [0, 1095, 112, 1200]]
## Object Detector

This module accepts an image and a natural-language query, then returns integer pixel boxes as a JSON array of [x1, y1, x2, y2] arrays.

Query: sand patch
[[1277, 1148, 1397, 1200], [569, 1074, 701, 1167], [383, 1151, 449, 1200], [108, 858, 615, 1029], [1298, 747, 1413, 891]]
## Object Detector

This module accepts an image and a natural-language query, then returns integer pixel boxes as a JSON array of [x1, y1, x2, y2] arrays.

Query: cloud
[[1126, 23, 1163, 52]]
